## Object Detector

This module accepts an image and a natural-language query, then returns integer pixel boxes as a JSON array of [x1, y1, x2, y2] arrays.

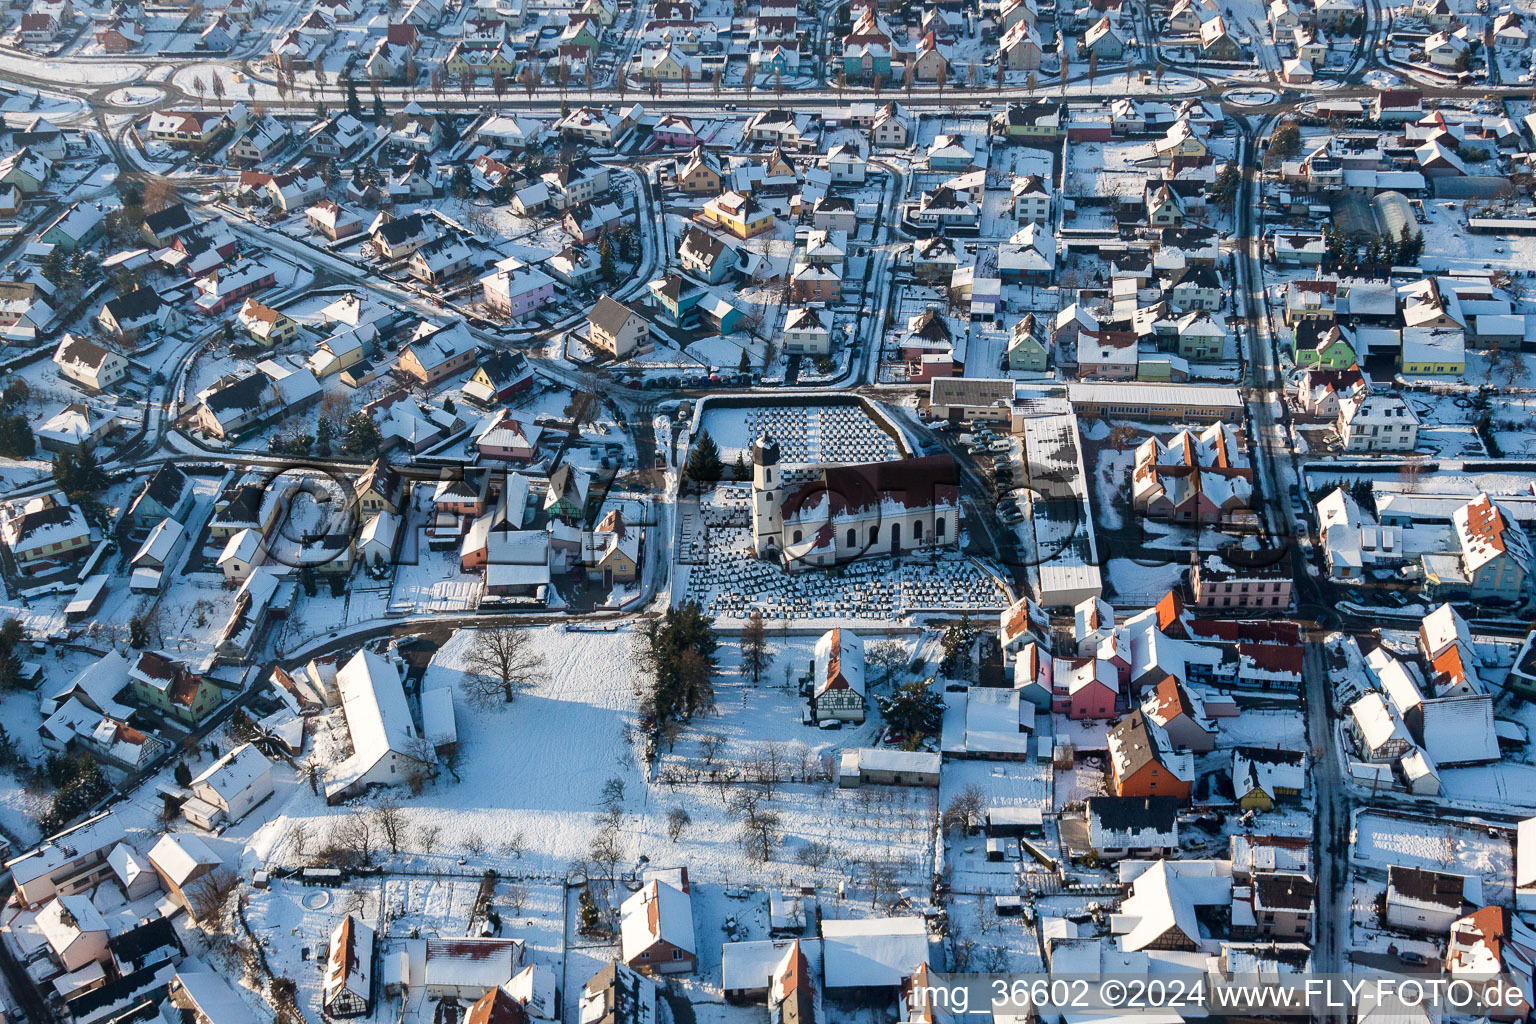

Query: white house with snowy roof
[[326, 649, 420, 802], [5, 812, 126, 906], [186, 743, 274, 829], [1112, 859, 1232, 953], [106, 843, 158, 900], [324, 915, 373, 1017], [620, 872, 696, 975], [819, 917, 928, 990]]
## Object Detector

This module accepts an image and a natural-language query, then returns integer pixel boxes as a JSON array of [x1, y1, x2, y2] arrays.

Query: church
[[749, 433, 962, 569]]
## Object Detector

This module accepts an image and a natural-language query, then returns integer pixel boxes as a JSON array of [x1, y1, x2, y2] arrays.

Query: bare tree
[[287, 821, 311, 859], [417, 823, 442, 854], [866, 640, 908, 687], [342, 886, 368, 916], [733, 788, 780, 863], [864, 858, 899, 909], [463, 830, 487, 857], [186, 868, 241, 924], [505, 881, 530, 915], [589, 826, 624, 888], [463, 627, 546, 704], [977, 896, 998, 935], [499, 830, 527, 859], [370, 796, 407, 854], [791, 741, 813, 782], [332, 812, 375, 865], [942, 784, 986, 833], [754, 741, 786, 796], [666, 806, 692, 841], [401, 734, 440, 794], [599, 777, 625, 832], [795, 840, 832, 870], [741, 807, 780, 863], [698, 732, 726, 767]]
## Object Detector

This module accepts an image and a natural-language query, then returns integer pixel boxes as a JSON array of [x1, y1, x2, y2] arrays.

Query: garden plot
[[1066, 141, 1156, 198], [1404, 390, 1488, 459], [658, 635, 883, 767], [1352, 809, 1513, 901]]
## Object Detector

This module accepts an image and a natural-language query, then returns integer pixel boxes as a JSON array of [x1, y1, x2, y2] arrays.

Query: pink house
[[480, 263, 557, 320], [652, 115, 699, 148], [474, 408, 542, 462], [908, 353, 955, 382], [1054, 657, 1119, 719]]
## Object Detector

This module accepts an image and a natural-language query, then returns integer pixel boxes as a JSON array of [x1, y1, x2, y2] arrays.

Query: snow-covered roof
[[421, 685, 456, 749], [1231, 747, 1307, 801], [1419, 694, 1499, 767], [820, 917, 928, 988], [107, 843, 151, 893], [620, 879, 696, 962], [326, 915, 373, 1004], [961, 687, 1032, 755], [1113, 859, 1232, 953], [147, 832, 221, 887], [4, 811, 125, 890], [812, 628, 865, 699], [173, 968, 262, 1024], [422, 938, 521, 989], [191, 743, 272, 806], [132, 518, 185, 568], [46, 649, 131, 718], [38, 893, 108, 953], [720, 938, 824, 993], [334, 649, 417, 781], [1349, 692, 1410, 753]]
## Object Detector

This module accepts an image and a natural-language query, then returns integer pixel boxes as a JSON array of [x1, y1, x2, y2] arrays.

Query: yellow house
[[647, 47, 696, 81], [582, 0, 616, 26], [354, 459, 405, 515], [1400, 327, 1465, 376], [444, 41, 516, 77], [1233, 747, 1306, 812], [1236, 784, 1273, 812], [587, 509, 639, 585], [237, 299, 301, 346], [677, 147, 722, 194], [701, 191, 773, 238], [595, 542, 637, 584]]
